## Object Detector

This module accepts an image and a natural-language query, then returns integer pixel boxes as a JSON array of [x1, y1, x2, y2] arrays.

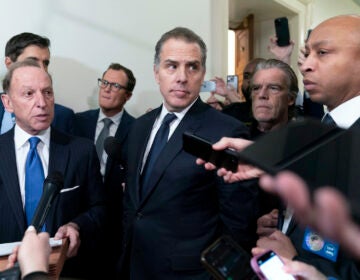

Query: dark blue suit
[[73, 108, 135, 277], [0, 127, 106, 278], [0, 101, 74, 134], [120, 99, 259, 280]]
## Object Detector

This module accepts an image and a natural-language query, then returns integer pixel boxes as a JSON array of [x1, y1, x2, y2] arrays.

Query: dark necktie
[[322, 113, 337, 128], [96, 118, 113, 159], [140, 113, 177, 199], [25, 137, 45, 226]]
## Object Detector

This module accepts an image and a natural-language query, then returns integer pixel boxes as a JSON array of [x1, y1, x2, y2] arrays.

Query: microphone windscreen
[[104, 136, 122, 163]]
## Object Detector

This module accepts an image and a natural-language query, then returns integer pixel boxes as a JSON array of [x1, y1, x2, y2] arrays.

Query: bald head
[[300, 15, 360, 111]]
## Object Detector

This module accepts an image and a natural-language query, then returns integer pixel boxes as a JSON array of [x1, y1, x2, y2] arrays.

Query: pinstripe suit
[[0, 127, 106, 278]]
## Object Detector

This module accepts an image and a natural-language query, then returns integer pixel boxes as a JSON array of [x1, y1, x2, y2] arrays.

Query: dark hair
[[251, 59, 299, 119], [154, 27, 207, 69], [5, 32, 50, 62], [103, 63, 136, 92], [2, 59, 51, 94]]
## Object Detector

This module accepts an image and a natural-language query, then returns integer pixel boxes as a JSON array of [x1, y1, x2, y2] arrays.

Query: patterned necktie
[[322, 113, 337, 128], [96, 118, 113, 159], [140, 113, 177, 199], [25, 137, 45, 226]]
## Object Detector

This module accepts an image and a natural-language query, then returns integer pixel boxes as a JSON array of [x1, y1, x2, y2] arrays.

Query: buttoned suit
[[120, 99, 259, 280]]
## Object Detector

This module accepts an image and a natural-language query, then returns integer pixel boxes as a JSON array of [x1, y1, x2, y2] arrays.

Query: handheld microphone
[[104, 136, 123, 163], [30, 171, 64, 232]]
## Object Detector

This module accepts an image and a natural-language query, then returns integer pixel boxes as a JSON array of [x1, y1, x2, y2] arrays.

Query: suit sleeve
[[216, 125, 260, 252], [71, 145, 107, 236]]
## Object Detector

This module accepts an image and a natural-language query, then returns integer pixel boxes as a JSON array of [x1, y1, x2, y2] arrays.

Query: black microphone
[[104, 136, 122, 163], [30, 171, 64, 232]]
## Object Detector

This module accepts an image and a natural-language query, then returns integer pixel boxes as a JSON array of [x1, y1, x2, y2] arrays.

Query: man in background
[[73, 62, 135, 277], [1, 32, 74, 134]]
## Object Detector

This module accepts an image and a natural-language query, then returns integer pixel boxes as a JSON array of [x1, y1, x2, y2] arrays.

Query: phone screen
[[227, 75, 239, 91], [258, 251, 295, 280]]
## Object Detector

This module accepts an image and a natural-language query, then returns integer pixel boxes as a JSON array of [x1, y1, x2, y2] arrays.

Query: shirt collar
[[14, 125, 51, 149], [329, 95, 360, 128], [98, 109, 124, 126], [159, 97, 198, 122]]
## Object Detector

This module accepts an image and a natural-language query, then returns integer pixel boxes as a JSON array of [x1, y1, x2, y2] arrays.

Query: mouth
[[303, 79, 317, 91], [171, 89, 189, 96], [34, 114, 50, 121]]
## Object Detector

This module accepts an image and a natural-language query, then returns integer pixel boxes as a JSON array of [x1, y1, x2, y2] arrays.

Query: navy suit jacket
[[73, 108, 135, 277], [0, 127, 106, 278], [0, 100, 74, 134], [121, 99, 259, 280]]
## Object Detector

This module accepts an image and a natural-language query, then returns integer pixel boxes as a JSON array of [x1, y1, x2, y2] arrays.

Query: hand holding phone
[[183, 132, 239, 172], [251, 250, 296, 280]]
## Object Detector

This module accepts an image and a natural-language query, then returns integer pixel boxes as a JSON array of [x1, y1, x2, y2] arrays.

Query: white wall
[[0, 0, 227, 117]]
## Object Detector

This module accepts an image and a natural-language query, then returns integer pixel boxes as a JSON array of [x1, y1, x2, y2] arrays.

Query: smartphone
[[251, 250, 296, 280], [201, 235, 253, 280], [200, 80, 216, 92], [227, 75, 239, 91], [274, 17, 290, 46], [182, 132, 239, 172], [306, 29, 312, 42]]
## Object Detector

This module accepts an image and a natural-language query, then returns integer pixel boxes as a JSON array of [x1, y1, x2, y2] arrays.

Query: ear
[[125, 92, 132, 101], [153, 64, 160, 85], [288, 94, 296, 106], [1, 94, 14, 113], [4, 57, 13, 69]]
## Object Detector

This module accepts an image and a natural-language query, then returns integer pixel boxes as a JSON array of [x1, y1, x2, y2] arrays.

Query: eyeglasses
[[97, 78, 127, 92]]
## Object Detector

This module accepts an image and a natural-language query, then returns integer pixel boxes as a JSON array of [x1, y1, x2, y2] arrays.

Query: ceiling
[[228, 0, 297, 28]]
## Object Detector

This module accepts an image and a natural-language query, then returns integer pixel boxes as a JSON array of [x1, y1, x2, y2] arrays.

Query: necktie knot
[[162, 113, 176, 126], [322, 113, 336, 127], [29, 137, 41, 149], [103, 118, 113, 128]]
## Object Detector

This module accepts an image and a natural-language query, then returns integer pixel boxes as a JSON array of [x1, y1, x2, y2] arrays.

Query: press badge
[[302, 227, 339, 262]]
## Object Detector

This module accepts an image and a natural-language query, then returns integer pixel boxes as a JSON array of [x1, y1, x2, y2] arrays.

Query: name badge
[[302, 227, 339, 262]]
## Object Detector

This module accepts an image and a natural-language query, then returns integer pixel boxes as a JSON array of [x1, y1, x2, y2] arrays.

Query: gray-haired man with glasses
[[73, 62, 136, 278]]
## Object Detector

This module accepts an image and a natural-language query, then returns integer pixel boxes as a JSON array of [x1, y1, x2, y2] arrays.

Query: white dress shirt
[[95, 110, 123, 176], [141, 98, 198, 172], [14, 125, 50, 208]]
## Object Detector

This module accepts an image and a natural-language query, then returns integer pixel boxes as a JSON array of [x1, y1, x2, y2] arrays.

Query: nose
[[299, 54, 314, 75], [176, 66, 187, 83], [35, 91, 47, 108], [257, 87, 269, 99]]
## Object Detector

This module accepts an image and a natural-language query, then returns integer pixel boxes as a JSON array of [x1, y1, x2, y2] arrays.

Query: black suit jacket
[[284, 117, 360, 279], [73, 108, 135, 277], [0, 100, 74, 134], [121, 99, 259, 280], [0, 127, 106, 278]]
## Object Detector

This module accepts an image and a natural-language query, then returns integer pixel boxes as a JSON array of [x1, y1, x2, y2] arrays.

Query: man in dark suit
[[73, 62, 135, 277], [0, 32, 74, 134], [119, 27, 258, 280], [0, 59, 106, 278]]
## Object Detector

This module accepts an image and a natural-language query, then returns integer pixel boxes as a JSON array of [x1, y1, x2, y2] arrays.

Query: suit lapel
[[139, 99, 207, 205], [0, 129, 27, 231], [104, 110, 133, 178], [47, 128, 71, 231]]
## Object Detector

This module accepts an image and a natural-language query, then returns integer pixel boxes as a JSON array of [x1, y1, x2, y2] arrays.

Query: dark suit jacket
[[121, 99, 259, 280], [0, 100, 74, 134], [0, 127, 106, 278], [73, 108, 135, 277], [283, 117, 360, 279]]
